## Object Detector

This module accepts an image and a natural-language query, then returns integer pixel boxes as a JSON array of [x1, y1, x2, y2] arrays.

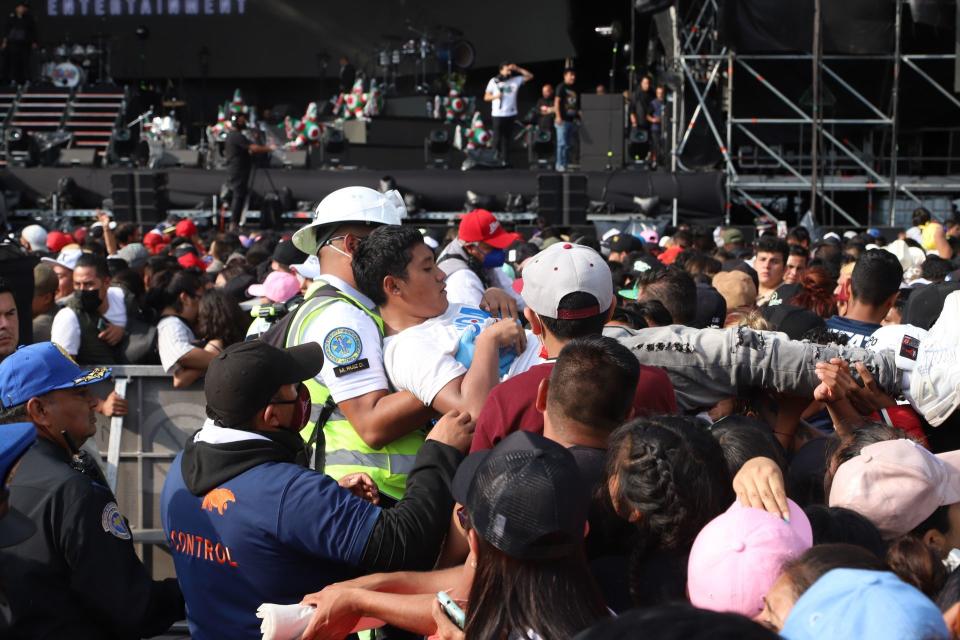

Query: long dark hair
[[464, 536, 608, 640], [605, 415, 732, 606], [196, 289, 248, 347], [144, 269, 201, 315]]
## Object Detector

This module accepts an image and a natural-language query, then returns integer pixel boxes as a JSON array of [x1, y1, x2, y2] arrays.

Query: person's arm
[[513, 64, 533, 82], [431, 320, 523, 419], [338, 390, 436, 450], [50, 307, 81, 355], [249, 142, 276, 155], [356, 411, 471, 573], [302, 590, 438, 638], [98, 212, 119, 256], [933, 223, 953, 259], [554, 93, 563, 124], [171, 341, 220, 389], [483, 78, 499, 103]]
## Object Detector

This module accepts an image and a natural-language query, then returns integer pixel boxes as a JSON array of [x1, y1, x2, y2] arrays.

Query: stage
[[0, 166, 726, 223]]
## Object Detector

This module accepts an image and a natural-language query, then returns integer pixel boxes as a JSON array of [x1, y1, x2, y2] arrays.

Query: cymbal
[[162, 99, 187, 108]]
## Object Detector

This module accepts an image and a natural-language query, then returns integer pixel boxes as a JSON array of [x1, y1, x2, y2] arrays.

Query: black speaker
[[110, 171, 168, 224], [537, 173, 588, 225], [580, 95, 626, 172]]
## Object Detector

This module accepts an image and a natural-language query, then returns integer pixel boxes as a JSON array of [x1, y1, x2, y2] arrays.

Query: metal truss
[[670, 0, 960, 226]]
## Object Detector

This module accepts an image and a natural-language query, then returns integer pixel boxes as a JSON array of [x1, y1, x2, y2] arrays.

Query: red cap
[[175, 219, 198, 238], [46, 230, 74, 253], [458, 209, 521, 249], [73, 227, 88, 243], [178, 252, 207, 271], [658, 245, 684, 265]]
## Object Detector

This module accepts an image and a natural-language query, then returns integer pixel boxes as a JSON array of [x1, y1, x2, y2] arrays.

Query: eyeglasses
[[269, 383, 309, 407]]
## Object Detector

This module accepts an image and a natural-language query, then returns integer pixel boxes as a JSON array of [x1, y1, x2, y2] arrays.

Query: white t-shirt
[[50, 287, 129, 356], [438, 241, 525, 310], [296, 275, 389, 404], [383, 303, 543, 406], [157, 316, 197, 373], [485, 75, 525, 117]]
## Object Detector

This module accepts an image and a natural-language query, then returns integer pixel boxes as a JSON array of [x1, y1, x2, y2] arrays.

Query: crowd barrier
[[90, 365, 205, 581]]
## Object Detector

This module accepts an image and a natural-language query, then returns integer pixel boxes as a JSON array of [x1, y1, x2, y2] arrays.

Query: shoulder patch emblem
[[101, 502, 132, 540], [323, 327, 362, 365]]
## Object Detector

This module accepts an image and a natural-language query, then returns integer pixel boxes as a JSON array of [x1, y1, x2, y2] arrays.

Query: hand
[[431, 597, 466, 640], [98, 323, 124, 346], [813, 358, 859, 404], [338, 472, 380, 505], [555, 118, 563, 126], [847, 361, 896, 414], [100, 391, 128, 417], [479, 287, 518, 320], [96, 210, 112, 228], [299, 586, 359, 640], [479, 318, 526, 356], [732, 456, 790, 520], [426, 409, 475, 453]]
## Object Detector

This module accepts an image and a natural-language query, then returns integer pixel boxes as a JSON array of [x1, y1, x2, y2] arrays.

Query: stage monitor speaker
[[537, 173, 588, 225], [57, 148, 97, 167], [167, 149, 201, 168], [278, 150, 308, 168], [580, 95, 625, 172]]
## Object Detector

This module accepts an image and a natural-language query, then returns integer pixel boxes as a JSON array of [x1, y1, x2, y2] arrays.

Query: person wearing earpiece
[[0, 342, 183, 639]]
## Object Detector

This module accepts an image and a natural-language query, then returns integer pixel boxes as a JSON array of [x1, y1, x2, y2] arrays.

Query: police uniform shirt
[[383, 302, 544, 407], [161, 428, 380, 639], [299, 274, 389, 404], [0, 437, 183, 640]]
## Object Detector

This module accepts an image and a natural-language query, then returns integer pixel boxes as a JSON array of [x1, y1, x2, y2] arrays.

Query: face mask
[[78, 290, 101, 314], [482, 248, 506, 269], [288, 384, 312, 432]]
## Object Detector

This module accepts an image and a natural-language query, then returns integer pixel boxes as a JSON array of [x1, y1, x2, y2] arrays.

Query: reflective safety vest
[[285, 281, 424, 501]]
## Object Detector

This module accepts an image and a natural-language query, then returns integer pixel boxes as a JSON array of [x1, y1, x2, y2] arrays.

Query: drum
[[50, 62, 83, 88], [70, 44, 86, 63], [54, 44, 68, 61]]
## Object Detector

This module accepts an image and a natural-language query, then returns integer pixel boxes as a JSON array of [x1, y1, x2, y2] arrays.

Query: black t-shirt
[[225, 130, 252, 180], [555, 82, 579, 121], [535, 97, 555, 130], [5, 14, 37, 46]]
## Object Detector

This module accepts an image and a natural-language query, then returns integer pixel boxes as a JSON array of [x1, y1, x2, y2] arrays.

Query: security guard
[[287, 186, 434, 502], [0, 343, 184, 640]]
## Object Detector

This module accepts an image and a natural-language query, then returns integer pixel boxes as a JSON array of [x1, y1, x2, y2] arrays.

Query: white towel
[[257, 602, 384, 640]]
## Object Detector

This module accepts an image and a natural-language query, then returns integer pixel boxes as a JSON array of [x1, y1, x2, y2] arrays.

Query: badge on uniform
[[101, 501, 132, 540], [333, 359, 370, 377], [323, 327, 362, 366]]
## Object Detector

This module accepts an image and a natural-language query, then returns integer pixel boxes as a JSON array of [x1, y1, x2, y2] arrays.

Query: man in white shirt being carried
[[484, 62, 533, 166], [353, 225, 542, 420]]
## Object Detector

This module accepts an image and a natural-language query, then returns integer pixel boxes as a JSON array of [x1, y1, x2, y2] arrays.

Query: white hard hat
[[292, 186, 406, 255]]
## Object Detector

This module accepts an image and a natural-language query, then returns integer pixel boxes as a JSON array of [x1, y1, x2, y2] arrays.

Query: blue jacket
[[161, 454, 380, 640]]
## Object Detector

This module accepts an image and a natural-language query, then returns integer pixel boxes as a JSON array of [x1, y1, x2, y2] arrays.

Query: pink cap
[[828, 439, 960, 539], [687, 499, 812, 617], [246, 271, 301, 304]]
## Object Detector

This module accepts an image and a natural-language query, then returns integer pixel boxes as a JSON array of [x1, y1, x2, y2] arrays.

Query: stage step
[[66, 121, 116, 127], [75, 92, 124, 99], [74, 140, 110, 147], [10, 121, 60, 127], [71, 102, 122, 108]]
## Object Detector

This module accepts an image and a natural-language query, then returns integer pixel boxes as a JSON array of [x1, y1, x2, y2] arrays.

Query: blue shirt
[[825, 315, 882, 348], [161, 454, 380, 640]]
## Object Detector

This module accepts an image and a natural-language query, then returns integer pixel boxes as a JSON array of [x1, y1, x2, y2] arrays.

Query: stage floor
[[0, 166, 725, 222]]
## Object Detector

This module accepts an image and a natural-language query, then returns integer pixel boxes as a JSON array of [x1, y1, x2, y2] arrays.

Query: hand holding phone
[[436, 591, 465, 630]]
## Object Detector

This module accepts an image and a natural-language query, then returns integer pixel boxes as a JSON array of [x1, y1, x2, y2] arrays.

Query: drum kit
[[373, 24, 475, 94], [40, 41, 107, 88]]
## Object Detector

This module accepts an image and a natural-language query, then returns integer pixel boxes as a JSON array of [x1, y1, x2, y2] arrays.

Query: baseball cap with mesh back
[[452, 431, 589, 561]]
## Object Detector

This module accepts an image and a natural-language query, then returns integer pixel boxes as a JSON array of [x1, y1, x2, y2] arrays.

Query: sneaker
[[909, 290, 960, 426]]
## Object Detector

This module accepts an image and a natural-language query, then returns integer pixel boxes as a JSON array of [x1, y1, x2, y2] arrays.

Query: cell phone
[[437, 591, 465, 630], [97, 318, 108, 332]]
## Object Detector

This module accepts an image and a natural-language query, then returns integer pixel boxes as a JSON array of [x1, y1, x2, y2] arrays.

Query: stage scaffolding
[[668, 0, 960, 227]]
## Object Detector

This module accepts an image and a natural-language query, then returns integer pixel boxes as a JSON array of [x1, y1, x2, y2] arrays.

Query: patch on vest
[[334, 358, 370, 377], [101, 502, 132, 540], [323, 327, 362, 365]]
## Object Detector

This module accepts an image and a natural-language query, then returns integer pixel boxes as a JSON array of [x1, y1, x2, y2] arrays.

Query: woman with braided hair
[[603, 416, 733, 607]]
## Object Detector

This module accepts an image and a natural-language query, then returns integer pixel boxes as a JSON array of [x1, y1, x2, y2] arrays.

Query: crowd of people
[[1, 189, 960, 639]]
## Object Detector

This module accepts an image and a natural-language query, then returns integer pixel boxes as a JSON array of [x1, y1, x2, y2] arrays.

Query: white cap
[[843, 230, 858, 240], [20, 224, 47, 252], [40, 248, 83, 271], [290, 254, 321, 280], [520, 243, 613, 319], [292, 186, 406, 256], [884, 239, 926, 282]]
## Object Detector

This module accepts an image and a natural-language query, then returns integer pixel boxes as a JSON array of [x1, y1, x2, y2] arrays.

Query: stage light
[[627, 128, 650, 166], [424, 129, 451, 169], [527, 126, 554, 169], [318, 128, 347, 167]]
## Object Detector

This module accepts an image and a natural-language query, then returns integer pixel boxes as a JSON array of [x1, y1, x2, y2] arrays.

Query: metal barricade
[[91, 365, 205, 581]]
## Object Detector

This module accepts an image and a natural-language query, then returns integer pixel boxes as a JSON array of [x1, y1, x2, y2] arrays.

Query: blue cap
[[0, 343, 111, 409], [781, 568, 948, 640], [867, 228, 882, 238], [0, 422, 36, 547]]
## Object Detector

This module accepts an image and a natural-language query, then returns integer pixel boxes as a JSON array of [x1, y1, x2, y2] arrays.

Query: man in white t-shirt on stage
[[484, 61, 533, 166], [353, 225, 542, 420]]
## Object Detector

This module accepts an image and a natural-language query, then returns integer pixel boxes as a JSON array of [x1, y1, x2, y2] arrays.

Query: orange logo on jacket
[[201, 488, 236, 515]]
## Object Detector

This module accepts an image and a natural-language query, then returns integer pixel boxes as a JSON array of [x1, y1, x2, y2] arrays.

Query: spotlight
[[527, 126, 554, 169], [319, 128, 347, 167], [424, 129, 451, 169]]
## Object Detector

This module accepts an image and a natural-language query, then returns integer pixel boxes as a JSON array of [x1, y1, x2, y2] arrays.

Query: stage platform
[[0, 166, 725, 222]]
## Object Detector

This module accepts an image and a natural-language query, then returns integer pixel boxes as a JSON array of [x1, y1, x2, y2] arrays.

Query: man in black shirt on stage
[[2, 2, 37, 86], [225, 111, 275, 229]]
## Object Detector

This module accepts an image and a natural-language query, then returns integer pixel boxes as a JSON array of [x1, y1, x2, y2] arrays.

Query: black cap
[[694, 283, 727, 329], [903, 282, 960, 330], [760, 303, 825, 340], [452, 431, 588, 561], [204, 341, 323, 427], [272, 240, 308, 267], [609, 234, 644, 254]]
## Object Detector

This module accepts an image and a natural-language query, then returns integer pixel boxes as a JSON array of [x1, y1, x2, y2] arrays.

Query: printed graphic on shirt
[[201, 487, 236, 516], [101, 501, 132, 540], [323, 327, 362, 365]]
